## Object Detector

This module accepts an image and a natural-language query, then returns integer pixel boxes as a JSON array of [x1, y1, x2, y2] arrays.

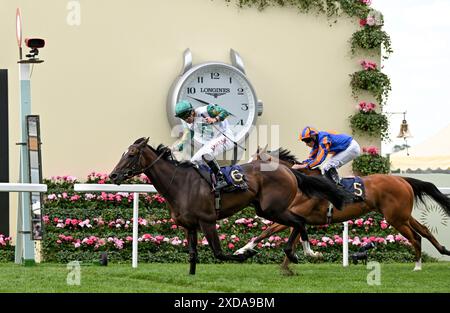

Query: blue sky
[[373, 0, 450, 154]]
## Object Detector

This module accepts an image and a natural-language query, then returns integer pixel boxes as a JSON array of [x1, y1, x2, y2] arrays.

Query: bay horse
[[108, 138, 350, 275], [235, 147, 450, 273]]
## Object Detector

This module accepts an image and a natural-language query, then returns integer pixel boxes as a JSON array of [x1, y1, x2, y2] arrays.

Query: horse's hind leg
[[392, 222, 423, 271], [409, 217, 450, 255]]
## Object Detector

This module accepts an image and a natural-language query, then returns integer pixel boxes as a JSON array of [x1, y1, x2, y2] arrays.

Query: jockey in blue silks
[[292, 126, 361, 185]]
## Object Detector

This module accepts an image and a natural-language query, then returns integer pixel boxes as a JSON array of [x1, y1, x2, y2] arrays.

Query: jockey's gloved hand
[[170, 143, 183, 152]]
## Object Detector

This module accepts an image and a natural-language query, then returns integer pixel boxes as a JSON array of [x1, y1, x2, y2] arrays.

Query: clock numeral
[[241, 104, 249, 111], [229, 77, 232, 84], [197, 77, 204, 83], [187, 87, 196, 94], [236, 119, 244, 126], [237, 88, 244, 95], [210, 72, 220, 80]]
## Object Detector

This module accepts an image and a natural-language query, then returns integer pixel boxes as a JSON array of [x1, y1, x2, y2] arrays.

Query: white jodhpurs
[[190, 133, 236, 164], [322, 139, 361, 171]]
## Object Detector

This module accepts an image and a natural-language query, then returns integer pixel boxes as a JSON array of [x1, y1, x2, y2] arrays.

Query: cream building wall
[[0, 0, 380, 240]]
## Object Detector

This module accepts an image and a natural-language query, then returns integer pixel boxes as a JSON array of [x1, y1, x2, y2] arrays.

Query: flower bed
[[10, 173, 423, 265], [0, 234, 14, 263]]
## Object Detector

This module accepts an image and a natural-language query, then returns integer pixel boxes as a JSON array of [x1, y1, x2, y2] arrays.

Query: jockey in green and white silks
[[173, 100, 234, 189]]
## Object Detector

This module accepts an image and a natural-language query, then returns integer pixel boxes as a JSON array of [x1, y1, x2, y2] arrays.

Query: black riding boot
[[202, 154, 228, 190], [324, 167, 342, 187]]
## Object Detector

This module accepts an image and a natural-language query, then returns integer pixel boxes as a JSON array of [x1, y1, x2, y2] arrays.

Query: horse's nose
[[126, 170, 133, 177], [109, 173, 118, 182]]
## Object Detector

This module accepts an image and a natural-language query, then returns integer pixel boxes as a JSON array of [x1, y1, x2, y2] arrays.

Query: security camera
[[24, 38, 45, 60], [25, 38, 45, 49]]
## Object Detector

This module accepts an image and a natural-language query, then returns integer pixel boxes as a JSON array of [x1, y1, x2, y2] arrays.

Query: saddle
[[196, 164, 248, 193], [326, 176, 366, 224], [340, 176, 366, 202], [195, 165, 248, 217]]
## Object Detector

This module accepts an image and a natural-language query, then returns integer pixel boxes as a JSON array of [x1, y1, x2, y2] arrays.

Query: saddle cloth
[[340, 176, 365, 201], [198, 165, 248, 192]]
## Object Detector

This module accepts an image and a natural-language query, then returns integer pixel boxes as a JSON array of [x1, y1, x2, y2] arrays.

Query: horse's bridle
[[124, 145, 166, 178]]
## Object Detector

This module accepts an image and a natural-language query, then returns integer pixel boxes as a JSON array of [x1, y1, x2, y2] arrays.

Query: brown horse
[[235, 147, 450, 274], [109, 138, 350, 275]]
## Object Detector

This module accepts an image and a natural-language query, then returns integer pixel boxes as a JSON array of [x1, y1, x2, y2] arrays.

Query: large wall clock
[[167, 49, 263, 148]]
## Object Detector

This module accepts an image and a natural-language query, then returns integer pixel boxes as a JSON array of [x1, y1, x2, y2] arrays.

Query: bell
[[397, 119, 412, 138]]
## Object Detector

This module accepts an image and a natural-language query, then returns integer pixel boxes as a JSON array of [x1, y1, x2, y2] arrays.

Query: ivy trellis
[[222, 0, 392, 141]]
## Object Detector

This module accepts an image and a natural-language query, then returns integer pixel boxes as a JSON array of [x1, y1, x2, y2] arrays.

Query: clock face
[[175, 63, 257, 146]]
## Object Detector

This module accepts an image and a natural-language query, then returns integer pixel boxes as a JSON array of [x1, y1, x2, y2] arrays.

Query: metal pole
[[132, 192, 139, 268], [343, 221, 349, 267], [15, 63, 35, 265]]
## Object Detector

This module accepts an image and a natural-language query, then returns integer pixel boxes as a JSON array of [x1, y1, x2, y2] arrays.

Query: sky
[[372, 0, 450, 155]]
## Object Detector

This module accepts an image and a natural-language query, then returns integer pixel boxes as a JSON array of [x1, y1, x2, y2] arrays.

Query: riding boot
[[202, 154, 228, 190], [324, 167, 342, 187]]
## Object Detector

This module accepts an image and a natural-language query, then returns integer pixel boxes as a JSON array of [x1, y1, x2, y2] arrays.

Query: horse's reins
[[128, 146, 166, 177]]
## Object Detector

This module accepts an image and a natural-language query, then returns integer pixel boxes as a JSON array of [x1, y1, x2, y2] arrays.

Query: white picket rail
[[0, 183, 48, 264], [74, 184, 157, 268], [0, 183, 47, 193]]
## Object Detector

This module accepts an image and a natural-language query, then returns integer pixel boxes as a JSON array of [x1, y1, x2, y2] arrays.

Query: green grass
[[0, 262, 449, 293]]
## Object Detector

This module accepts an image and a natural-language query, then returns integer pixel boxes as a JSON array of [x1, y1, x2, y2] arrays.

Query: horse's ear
[[138, 137, 149, 148]]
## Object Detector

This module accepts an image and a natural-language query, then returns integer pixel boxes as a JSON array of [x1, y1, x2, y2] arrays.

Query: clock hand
[[187, 95, 236, 117]]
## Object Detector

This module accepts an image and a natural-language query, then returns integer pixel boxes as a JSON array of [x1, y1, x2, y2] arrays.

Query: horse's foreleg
[[187, 229, 198, 275], [234, 223, 288, 255], [199, 221, 256, 262]]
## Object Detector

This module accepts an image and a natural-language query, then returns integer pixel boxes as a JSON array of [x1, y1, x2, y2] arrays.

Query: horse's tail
[[290, 169, 351, 210], [402, 177, 450, 216]]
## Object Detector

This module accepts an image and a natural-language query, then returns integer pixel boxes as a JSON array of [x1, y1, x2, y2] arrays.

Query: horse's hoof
[[413, 267, 422, 271], [281, 268, 296, 276], [287, 254, 299, 264], [246, 249, 258, 258]]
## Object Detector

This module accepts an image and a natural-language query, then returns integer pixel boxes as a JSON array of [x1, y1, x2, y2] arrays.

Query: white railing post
[[132, 192, 139, 268], [0, 183, 47, 265], [74, 184, 156, 268], [343, 221, 349, 267]]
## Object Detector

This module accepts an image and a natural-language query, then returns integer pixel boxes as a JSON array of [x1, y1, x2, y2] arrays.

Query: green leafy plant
[[350, 60, 391, 105], [351, 26, 393, 57], [226, 0, 371, 18], [352, 146, 390, 176], [349, 101, 389, 141]]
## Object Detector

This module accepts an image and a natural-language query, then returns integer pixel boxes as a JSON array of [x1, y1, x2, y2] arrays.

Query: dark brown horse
[[109, 138, 349, 274], [235, 147, 450, 274]]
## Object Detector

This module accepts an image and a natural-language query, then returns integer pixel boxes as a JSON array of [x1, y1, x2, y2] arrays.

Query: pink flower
[[360, 0, 371, 5], [366, 16, 376, 26], [380, 219, 389, 230], [360, 60, 377, 71], [365, 146, 379, 155], [171, 224, 178, 229], [228, 243, 235, 249], [219, 234, 226, 241], [359, 19, 367, 27]]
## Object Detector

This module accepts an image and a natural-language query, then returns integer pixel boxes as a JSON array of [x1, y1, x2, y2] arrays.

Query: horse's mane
[[268, 147, 300, 165], [133, 138, 195, 168]]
